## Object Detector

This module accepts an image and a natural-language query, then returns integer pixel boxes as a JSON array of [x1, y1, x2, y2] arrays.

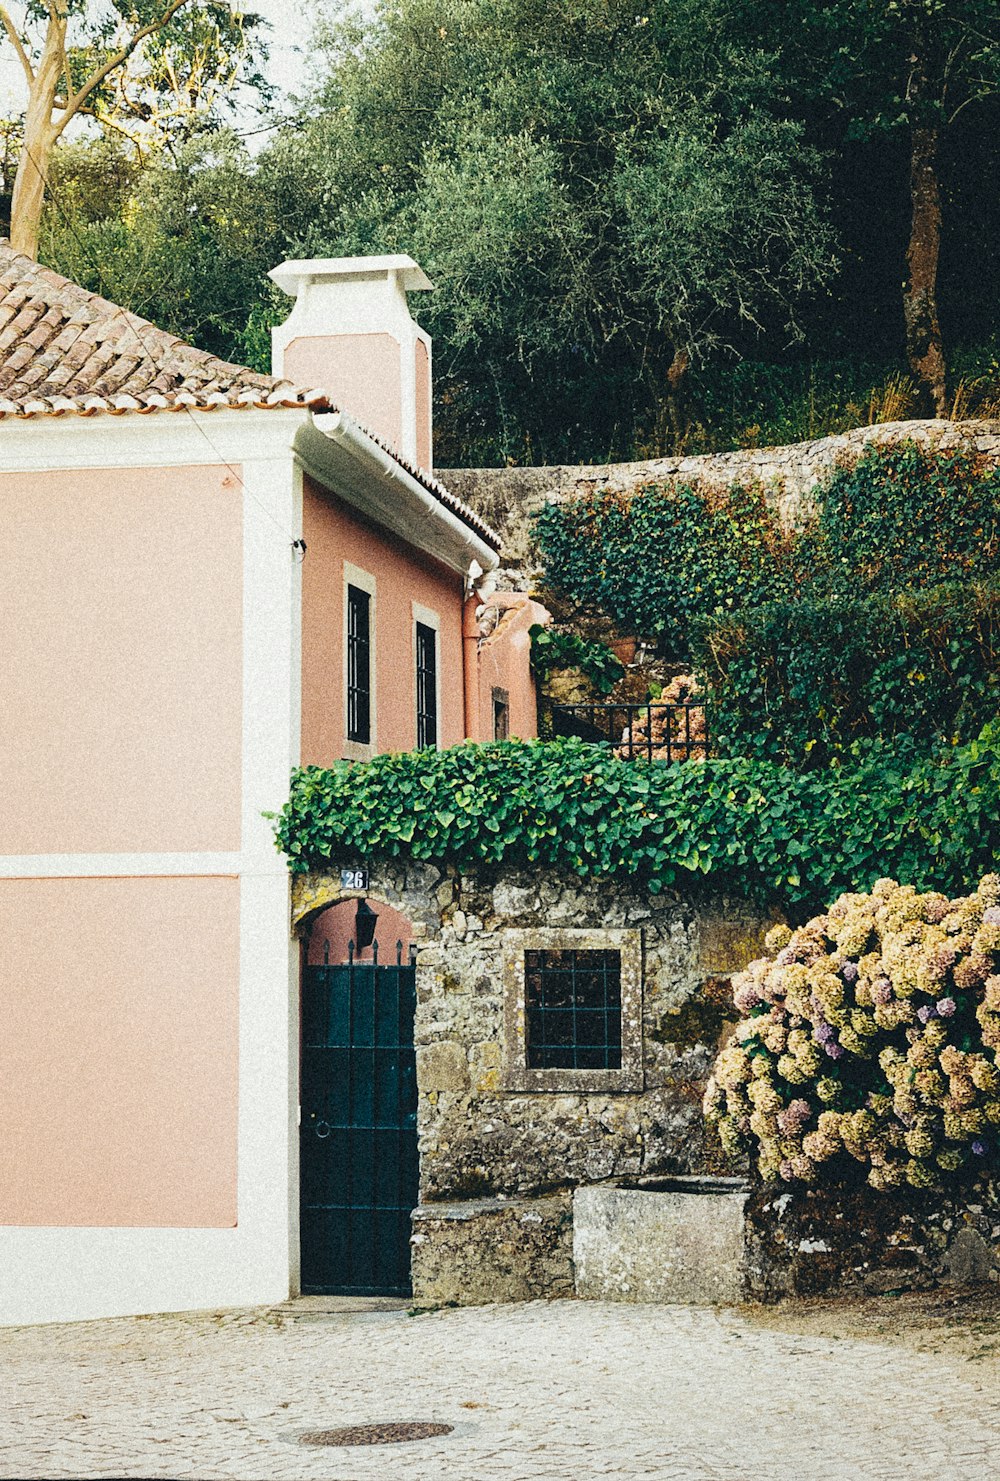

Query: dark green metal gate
[[300, 942, 418, 1296]]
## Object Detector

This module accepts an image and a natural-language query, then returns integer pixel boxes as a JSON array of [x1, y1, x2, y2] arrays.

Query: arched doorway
[[299, 897, 418, 1296]]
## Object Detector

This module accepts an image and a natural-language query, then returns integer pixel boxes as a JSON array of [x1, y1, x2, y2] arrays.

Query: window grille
[[415, 621, 437, 749], [347, 584, 371, 744], [524, 948, 622, 1070]]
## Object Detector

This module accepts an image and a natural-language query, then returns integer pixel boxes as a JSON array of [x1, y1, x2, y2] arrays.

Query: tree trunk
[[899, 0, 948, 418], [904, 123, 946, 417], [9, 12, 66, 259], [663, 345, 690, 450]]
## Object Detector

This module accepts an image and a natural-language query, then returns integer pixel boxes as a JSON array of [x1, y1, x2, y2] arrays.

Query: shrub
[[809, 442, 1000, 597], [696, 582, 1000, 765], [535, 444, 1000, 762], [272, 729, 1000, 918], [705, 875, 1000, 1191], [534, 444, 1000, 654], [533, 479, 794, 659], [528, 624, 624, 695]]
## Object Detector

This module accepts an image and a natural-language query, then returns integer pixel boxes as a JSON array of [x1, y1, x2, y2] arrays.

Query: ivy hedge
[[272, 733, 1000, 919], [533, 443, 1000, 761], [534, 476, 793, 661]]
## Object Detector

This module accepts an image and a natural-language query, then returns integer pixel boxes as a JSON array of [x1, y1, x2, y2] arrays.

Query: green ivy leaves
[[272, 732, 1000, 920]]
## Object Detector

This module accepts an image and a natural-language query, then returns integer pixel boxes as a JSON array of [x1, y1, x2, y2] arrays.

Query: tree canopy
[[0, 0, 267, 256], [6, 0, 1000, 462]]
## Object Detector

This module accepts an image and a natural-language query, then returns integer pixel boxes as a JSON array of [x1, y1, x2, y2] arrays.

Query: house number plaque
[[340, 867, 368, 891]]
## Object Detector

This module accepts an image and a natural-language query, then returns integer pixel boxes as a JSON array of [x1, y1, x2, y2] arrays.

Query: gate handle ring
[[315, 1120, 331, 1139]]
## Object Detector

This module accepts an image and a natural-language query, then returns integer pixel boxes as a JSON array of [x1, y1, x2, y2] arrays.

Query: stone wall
[[441, 417, 1000, 569], [292, 861, 774, 1303], [743, 1178, 1000, 1301], [292, 863, 1000, 1306]]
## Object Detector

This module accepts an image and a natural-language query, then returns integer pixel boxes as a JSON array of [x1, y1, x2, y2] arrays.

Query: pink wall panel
[[284, 333, 402, 453], [0, 464, 242, 856], [300, 476, 466, 765], [0, 876, 240, 1228], [477, 600, 545, 741]]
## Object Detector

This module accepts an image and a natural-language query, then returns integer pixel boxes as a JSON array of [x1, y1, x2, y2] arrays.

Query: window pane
[[524, 949, 622, 1071], [415, 621, 437, 749], [347, 585, 371, 744]]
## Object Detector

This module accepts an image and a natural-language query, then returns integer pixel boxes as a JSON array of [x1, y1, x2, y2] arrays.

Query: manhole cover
[[299, 1422, 454, 1447]]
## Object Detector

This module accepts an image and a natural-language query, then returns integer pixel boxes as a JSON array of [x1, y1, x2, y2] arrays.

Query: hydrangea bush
[[705, 876, 1000, 1191]]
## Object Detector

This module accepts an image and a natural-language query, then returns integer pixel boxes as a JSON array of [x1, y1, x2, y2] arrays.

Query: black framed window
[[415, 620, 437, 749], [524, 949, 622, 1070], [346, 584, 371, 744]]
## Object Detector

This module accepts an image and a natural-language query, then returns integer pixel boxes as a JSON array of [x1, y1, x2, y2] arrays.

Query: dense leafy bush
[[272, 731, 1000, 917], [696, 582, 1000, 765], [527, 625, 624, 695], [705, 876, 1000, 1191], [534, 480, 794, 660], [536, 444, 1000, 760]]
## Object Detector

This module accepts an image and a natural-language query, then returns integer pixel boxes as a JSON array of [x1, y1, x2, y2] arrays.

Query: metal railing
[[545, 701, 708, 763]]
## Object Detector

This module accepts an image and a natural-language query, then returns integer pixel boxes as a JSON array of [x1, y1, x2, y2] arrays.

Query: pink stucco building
[[0, 245, 543, 1324]]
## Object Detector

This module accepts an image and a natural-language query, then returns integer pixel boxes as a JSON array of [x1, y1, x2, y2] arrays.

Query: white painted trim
[[0, 406, 309, 473], [343, 560, 377, 761], [302, 414, 499, 575], [412, 600, 442, 750], [0, 1225, 290, 1328], [0, 853, 242, 879], [234, 449, 303, 1302]]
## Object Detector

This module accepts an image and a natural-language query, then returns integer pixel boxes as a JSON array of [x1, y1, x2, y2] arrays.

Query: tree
[[749, 0, 1000, 416], [41, 128, 279, 356], [268, 0, 835, 463], [0, 0, 267, 258]]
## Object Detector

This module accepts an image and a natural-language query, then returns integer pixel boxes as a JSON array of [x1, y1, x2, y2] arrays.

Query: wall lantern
[[355, 899, 379, 952]]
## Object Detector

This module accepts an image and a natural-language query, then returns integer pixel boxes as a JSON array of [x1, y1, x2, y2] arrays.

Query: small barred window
[[524, 948, 622, 1071]]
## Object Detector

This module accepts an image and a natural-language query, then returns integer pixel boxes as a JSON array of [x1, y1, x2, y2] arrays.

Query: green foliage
[[26, 0, 1000, 461], [265, 0, 835, 464], [810, 443, 1000, 594], [527, 625, 624, 696], [271, 729, 1000, 919], [538, 443, 1000, 760], [41, 131, 279, 363], [534, 478, 795, 660], [697, 584, 1000, 765]]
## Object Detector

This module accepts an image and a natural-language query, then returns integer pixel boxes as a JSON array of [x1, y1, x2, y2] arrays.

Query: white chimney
[[269, 254, 434, 470]]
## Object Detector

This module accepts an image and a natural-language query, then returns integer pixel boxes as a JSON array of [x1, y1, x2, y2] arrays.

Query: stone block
[[416, 1040, 469, 1094], [411, 1193, 573, 1305], [492, 881, 539, 917], [574, 1178, 749, 1305]]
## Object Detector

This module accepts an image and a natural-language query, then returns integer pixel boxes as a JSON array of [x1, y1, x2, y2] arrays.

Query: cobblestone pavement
[[3, 1297, 1000, 1481]]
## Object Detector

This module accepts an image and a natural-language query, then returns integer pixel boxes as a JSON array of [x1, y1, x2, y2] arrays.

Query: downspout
[[463, 592, 481, 742]]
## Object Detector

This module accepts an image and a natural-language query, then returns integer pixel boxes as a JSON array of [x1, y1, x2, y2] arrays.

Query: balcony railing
[[544, 701, 708, 763]]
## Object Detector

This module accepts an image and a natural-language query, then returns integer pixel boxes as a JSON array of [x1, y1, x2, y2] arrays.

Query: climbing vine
[[534, 444, 1000, 760], [272, 731, 1000, 919]]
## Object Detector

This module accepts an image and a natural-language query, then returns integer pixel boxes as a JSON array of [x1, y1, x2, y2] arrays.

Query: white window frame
[[412, 601, 442, 751], [343, 561, 377, 761]]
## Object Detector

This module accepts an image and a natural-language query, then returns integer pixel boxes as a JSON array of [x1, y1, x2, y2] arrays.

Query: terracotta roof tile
[[0, 240, 500, 551]]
